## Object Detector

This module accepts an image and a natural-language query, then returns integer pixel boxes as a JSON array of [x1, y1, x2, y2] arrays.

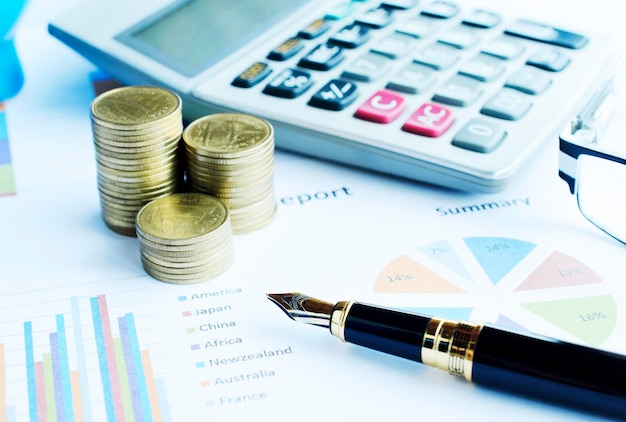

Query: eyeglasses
[[559, 75, 626, 245]]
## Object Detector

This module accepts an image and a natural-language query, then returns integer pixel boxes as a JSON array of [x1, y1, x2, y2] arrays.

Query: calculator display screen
[[116, 0, 305, 77]]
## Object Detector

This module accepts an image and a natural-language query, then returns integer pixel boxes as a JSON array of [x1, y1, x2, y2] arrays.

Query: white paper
[[2, 1, 626, 421]]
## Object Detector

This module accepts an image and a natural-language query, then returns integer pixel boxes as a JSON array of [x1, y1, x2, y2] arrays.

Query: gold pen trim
[[421, 318, 483, 382], [330, 300, 354, 342]]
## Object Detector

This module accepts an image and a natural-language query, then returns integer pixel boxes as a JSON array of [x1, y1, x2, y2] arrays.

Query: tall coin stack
[[183, 113, 276, 233], [135, 193, 234, 284], [90, 86, 184, 236]]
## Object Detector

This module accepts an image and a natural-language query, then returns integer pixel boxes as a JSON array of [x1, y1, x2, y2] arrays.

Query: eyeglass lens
[[576, 154, 626, 243]]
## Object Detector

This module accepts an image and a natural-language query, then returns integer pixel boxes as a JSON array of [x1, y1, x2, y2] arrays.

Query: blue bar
[[124, 313, 153, 419], [71, 297, 92, 421], [156, 378, 172, 422], [90, 297, 115, 422], [50, 332, 64, 421], [55, 315, 74, 422], [23, 322, 37, 421]]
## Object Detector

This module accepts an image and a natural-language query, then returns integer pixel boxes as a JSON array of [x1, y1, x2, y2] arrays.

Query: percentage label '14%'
[[387, 273, 413, 283]]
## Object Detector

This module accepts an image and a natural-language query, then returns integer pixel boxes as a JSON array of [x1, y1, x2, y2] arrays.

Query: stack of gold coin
[[183, 113, 276, 233], [90, 86, 184, 236], [135, 193, 234, 284]]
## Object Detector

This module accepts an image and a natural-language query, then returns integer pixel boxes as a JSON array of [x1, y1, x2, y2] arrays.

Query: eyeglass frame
[[559, 114, 626, 244]]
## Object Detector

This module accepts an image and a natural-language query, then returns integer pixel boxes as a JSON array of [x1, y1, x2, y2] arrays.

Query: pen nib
[[266, 293, 334, 328]]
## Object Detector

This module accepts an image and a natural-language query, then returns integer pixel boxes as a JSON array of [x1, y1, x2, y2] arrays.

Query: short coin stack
[[90, 86, 183, 236], [135, 193, 234, 284], [183, 113, 276, 233]]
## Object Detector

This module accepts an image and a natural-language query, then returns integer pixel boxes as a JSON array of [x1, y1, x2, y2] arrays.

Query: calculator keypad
[[231, 0, 586, 145], [210, 0, 608, 191]]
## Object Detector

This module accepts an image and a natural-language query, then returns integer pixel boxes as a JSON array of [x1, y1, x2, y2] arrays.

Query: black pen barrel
[[341, 303, 430, 363], [331, 301, 626, 417], [472, 325, 626, 418]]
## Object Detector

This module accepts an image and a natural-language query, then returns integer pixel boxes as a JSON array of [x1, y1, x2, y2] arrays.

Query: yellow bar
[[42, 353, 57, 422], [113, 338, 134, 421], [70, 370, 84, 422], [141, 350, 162, 422]]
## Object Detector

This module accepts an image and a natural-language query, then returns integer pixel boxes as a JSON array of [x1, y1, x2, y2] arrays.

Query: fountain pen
[[267, 293, 626, 418]]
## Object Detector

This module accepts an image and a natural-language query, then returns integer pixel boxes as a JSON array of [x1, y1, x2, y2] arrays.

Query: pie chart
[[373, 237, 617, 347]]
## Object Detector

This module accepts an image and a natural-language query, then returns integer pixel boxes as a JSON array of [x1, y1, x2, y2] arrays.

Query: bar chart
[[1, 289, 171, 421], [0, 103, 16, 196]]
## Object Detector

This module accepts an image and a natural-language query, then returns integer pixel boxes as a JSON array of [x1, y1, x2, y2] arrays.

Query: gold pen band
[[330, 300, 354, 342], [421, 318, 483, 382]]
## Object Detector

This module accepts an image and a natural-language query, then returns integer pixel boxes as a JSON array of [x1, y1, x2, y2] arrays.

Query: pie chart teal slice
[[521, 295, 617, 346], [464, 237, 536, 285]]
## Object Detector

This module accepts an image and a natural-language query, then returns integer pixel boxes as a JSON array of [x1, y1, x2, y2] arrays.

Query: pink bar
[[35, 362, 47, 422], [0, 344, 5, 420], [97, 295, 125, 421]]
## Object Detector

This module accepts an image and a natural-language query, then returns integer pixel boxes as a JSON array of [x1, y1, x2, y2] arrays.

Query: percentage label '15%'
[[579, 311, 607, 322]]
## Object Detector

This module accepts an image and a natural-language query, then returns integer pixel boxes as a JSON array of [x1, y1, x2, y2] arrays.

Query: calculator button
[[481, 36, 525, 60], [396, 16, 441, 38], [329, 23, 371, 48], [438, 25, 482, 49], [386, 63, 436, 94], [458, 53, 505, 82], [381, 0, 418, 9], [504, 19, 588, 49], [354, 89, 406, 123], [342, 52, 393, 82], [452, 118, 506, 153], [299, 19, 332, 39], [414, 43, 459, 70], [481, 88, 532, 121], [432, 74, 483, 106], [355, 6, 394, 29], [231, 62, 272, 88], [402, 102, 454, 137], [267, 37, 305, 61], [308, 79, 359, 111], [527, 49, 570, 72], [325, 1, 356, 20], [298, 43, 345, 71], [505, 66, 552, 95], [462, 9, 501, 28], [263, 68, 313, 98], [371, 32, 416, 58], [421, 1, 459, 19]]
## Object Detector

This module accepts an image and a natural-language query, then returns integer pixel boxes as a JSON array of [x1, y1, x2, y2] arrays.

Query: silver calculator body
[[48, 0, 614, 192]]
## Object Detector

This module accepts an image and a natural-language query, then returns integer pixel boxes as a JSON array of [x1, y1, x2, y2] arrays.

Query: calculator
[[48, 0, 615, 192]]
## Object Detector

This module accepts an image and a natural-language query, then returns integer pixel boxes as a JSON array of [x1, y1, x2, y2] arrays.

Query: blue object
[[0, 0, 28, 101]]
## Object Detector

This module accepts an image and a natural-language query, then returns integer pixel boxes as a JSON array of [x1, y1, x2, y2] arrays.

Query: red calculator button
[[354, 90, 406, 123], [402, 102, 454, 137]]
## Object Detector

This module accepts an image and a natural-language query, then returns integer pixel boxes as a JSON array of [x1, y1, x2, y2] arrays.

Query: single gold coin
[[91, 86, 182, 129], [183, 113, 273, 158], [136, 193, 230, 245]]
